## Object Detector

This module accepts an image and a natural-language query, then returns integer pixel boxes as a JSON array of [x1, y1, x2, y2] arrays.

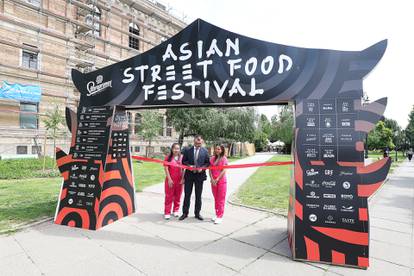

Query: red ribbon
[[131, 155, 293, 171]]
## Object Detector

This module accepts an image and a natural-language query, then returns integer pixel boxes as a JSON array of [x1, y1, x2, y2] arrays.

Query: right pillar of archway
[[287, 97, 391, 268]]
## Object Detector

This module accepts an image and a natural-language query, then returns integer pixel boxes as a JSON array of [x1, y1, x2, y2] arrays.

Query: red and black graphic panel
[[288, 98, 391, 268], [54, 106, 136, 230], [97, 107, 136, 228]]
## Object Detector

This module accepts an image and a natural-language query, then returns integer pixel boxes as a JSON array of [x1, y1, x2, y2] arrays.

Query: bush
[[0, 157, 59, 179]]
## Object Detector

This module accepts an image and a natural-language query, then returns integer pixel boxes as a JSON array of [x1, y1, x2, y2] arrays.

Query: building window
[[22, 47, 39, 70], [20, 102, 38, 129], [17, 146, 28, 155], [86, 6, 101, 37], [129, 22, 140, 50], [134, 146, 140, 152], [32, 145, 42, 154], [134, 113, 142, 134], [25, 0, 41, 7]]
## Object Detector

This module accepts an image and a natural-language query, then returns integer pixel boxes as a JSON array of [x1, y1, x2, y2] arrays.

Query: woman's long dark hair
[[213, 144, 226, 161], [168, 143, 181, 162]]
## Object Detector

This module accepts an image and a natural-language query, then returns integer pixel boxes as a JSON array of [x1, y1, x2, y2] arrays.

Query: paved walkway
[[0, 160, 413, 275], [144, 153, 275, 200]]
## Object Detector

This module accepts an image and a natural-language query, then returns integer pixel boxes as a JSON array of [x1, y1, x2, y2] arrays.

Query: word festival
[[121, 37, 293, 102]]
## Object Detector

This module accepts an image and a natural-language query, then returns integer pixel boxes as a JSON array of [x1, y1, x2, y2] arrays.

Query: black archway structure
[[54, 19, 391, 269]]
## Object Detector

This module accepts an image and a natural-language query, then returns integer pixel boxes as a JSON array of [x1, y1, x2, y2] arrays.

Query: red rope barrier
[[132, 155, 293, 171]]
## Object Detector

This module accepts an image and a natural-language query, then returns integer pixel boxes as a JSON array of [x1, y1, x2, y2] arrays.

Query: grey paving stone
[[370, 217, 412, 234], [193, 216, 250, 236], [369, 239, 411, 267], [0, 253, 42, 276], [370, 226, 411, 247], [229, 223, 286, 250], [269, 238, 291, 258], [12, 224, 115, 274], [240, 252, 325, 276], [328, 257, 410, 276], [196, 237, 267, 271], [0, 236, 23, 260]]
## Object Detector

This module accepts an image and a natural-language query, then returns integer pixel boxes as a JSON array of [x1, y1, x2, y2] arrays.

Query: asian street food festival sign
[[63, 18, 392, 269]]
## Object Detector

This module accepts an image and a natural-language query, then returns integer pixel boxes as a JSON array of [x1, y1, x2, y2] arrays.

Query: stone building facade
[[0, 0, 188, 158]]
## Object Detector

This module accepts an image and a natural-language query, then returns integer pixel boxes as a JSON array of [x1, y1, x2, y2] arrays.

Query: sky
[[163, 0, 414, 128]]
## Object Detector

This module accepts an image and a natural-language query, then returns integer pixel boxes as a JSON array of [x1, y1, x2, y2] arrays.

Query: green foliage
[[253, 114, 272, 152], [259, 114, 272, 136], [253, 131, 268, 152], [270, 105, 294, 151], [42, 104, 65, 139], [406, 105, 414, 147], [214, 107, 256, 143], [367, 121, 395, 150], [383, 118, 405, 148], [166, 108, 207, 137], [138, 110, 162, 156], [166, 107, 256, 145], [0, 157, 59, 179]]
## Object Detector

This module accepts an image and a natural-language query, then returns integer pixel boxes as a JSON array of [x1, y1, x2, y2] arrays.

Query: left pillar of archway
[[54, 105, 136, 230]]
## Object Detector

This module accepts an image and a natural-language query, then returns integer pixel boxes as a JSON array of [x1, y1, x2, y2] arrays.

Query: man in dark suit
[[179, 135, 210, 221]]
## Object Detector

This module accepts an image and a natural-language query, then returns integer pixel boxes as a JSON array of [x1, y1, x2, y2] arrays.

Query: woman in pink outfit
[[209, 145, 228, 224], [163, 143, 184, 220]]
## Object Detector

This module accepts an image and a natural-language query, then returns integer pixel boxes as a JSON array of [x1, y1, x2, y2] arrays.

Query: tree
[[367, 121, 395, 150], [258, 114, 272, 137], [270, 105, 294, 153], [406, 105, 414, 148], [138, 110, 162, 157], [253, 131, 268, 152], [42, 104, 65, 170], [253, 114, 271, 152], [383, 118, 403, 148], [166, 107, 256, 149], [166, 107, 211, 145]]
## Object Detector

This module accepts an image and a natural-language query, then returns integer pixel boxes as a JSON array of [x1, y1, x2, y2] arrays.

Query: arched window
[[129, 22, 140, 50], [86, 6, 101, 37]]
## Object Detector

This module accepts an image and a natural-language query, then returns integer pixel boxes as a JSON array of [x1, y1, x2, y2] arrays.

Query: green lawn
[[133, 160, 165, 192], [0, 157, 59, 179], [234, 155, 293, 215], [0, 177, 62, 233]]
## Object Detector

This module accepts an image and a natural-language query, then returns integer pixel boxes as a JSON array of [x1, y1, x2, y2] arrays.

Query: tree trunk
[[178, 132, 184, 147], [42, 132, 47, 172], [53, 129, 57, 168], [146, 140, 152, 158]]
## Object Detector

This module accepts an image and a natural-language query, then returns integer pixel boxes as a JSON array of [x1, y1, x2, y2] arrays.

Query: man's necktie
[[194, 148, 199, 168]]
